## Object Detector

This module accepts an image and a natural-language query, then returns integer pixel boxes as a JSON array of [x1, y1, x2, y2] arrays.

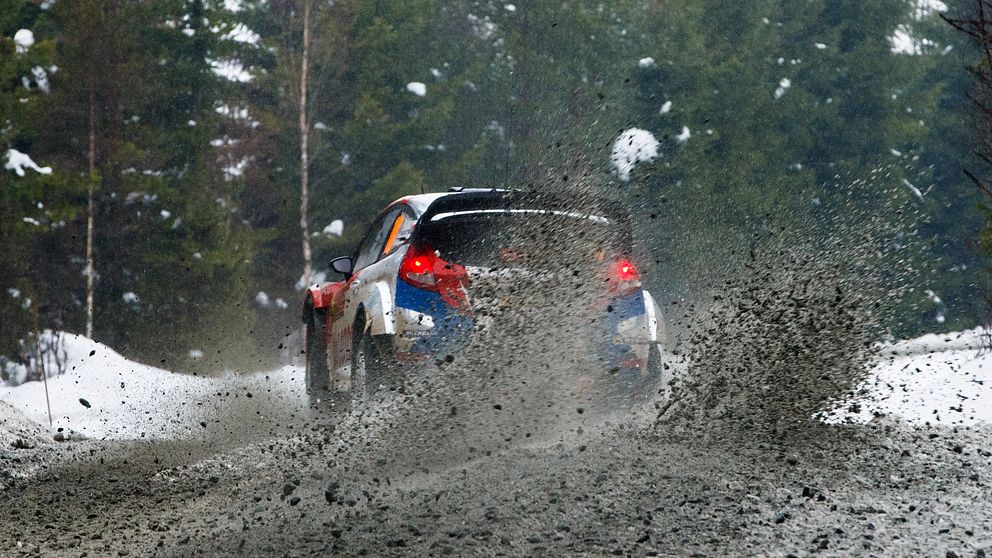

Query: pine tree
[[0, 0, 75, 376]]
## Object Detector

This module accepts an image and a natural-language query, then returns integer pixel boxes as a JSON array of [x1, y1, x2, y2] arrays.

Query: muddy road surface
[[2, 392, 991, 557]]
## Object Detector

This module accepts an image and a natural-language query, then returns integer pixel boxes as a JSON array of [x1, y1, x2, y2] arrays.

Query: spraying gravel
[[2, 179, 991, 557]]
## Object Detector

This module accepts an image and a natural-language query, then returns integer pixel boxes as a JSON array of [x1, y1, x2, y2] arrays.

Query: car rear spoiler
[[419, 190, 632, 230]]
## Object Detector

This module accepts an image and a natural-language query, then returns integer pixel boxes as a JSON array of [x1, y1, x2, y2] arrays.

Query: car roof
[[390, 190, 627, 230], [392, 189, 512, 217], [393, 193, 448, 216]]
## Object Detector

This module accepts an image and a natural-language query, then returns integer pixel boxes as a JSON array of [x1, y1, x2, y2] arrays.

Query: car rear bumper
[[393, 280, 474, 359], [393, 281, 660, 370]]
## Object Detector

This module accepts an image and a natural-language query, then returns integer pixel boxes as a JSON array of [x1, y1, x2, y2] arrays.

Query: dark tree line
[[1, 0, 986, 381], [944, 1, 992, 327]]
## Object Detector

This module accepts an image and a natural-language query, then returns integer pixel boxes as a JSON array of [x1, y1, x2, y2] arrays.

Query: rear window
[[418, 210, 630, 269]]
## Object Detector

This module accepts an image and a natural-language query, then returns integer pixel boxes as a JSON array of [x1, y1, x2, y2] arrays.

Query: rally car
[[302, 189, 666, 410]]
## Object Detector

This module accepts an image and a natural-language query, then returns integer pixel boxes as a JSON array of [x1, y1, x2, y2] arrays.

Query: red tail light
[[607, 258, 641, 295], [400, 242, 471, 311], [615, 259, 639, 282]]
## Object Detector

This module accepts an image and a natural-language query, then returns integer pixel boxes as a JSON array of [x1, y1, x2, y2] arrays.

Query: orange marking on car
[[383, 214, 406, 255]]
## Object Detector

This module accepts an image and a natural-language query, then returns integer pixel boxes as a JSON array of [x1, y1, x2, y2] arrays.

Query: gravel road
[[3, 241, 989, 556], [2, 392, 991, 557]]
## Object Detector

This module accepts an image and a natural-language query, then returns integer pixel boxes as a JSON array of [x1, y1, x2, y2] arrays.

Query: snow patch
[[638, 57, 656, 68], [659, 100, 672, 114], [828, 328, 992, 427], [890, 24, 937, 55], [0, 333, 306, 440], [223, 22, 260, 44], [467, 14, 497, 40], [255, 291, 270, 308], [611, 128, 659, 182], [406, 82, 427, 97], [210, 59, 252, 82], [913, 0, 948, 20], [675, 126, 691, 143], [0, 401, 49, 451], [30, 66, 50, 93], [13, 29, 34, 54], [890, 26, 919, 54], [774, 78, 791, 100], [5, 149, 52, 176], [323, 219, 344, 236], [223, 158, 249, 180]]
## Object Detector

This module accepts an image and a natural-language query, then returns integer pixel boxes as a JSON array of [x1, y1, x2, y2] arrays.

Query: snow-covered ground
[[0, 401, 49, 450], [0, 333, 306, 440], [2, 328, 991, 442], [829, 327, 992, 426]]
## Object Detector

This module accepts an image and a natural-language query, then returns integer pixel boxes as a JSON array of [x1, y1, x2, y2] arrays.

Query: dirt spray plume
[[655, 167, 929, 441]]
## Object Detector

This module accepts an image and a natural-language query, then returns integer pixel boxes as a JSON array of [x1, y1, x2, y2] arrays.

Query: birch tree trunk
[[298, 0, 313, 287], [85, 87, 96, 339]]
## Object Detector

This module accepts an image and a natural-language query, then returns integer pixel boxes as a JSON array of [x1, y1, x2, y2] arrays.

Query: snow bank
[[0, 333, 306, 440], [0, 401, 49, 449], [5, 326, 990, 440], [829, 327, 992, 427]]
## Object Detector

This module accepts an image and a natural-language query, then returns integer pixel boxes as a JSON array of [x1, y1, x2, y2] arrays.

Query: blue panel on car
[[395, 279, 443, 313], [395, 280, 473, 355]]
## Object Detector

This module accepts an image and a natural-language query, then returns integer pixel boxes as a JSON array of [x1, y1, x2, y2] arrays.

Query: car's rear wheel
[[304, 306, 330, 407], [634, 343, 665, 402], [647, 343, 663, 380], [352, 327, 395, 403], [352, 331, 373, 404]]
